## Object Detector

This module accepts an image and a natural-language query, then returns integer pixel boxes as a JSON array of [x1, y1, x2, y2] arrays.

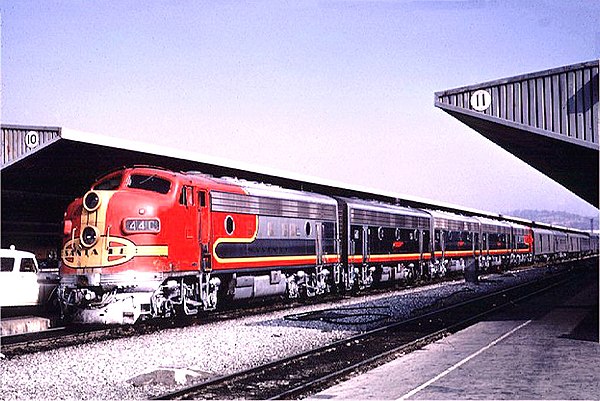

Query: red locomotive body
[[59, 166, 339, 324]]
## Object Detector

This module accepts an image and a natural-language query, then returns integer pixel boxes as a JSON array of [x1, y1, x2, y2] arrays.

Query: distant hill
[[506, 210, 599, 231]]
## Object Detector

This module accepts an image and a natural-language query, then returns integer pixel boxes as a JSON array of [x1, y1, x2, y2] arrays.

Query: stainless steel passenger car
[[336, 198, 431, 289], [426, 210, 479, 276]]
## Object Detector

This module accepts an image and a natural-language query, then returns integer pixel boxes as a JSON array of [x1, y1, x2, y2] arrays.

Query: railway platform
[[311, 269, 599, 400]]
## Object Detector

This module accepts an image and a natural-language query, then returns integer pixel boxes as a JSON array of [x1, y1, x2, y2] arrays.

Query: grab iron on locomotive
[[59, 166, 599, 324]]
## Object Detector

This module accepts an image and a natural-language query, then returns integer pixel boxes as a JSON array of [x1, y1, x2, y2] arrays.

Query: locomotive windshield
[[93, 174, 123, 190], [128, 174, 171, 194]]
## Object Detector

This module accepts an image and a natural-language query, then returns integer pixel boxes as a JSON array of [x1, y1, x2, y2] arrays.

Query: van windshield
[[128, 174, 171, 194]]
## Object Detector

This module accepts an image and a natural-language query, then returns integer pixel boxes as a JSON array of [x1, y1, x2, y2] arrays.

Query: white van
[[0, 246, 58, 307]]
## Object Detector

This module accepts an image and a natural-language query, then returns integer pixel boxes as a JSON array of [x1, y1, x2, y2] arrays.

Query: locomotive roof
[[426, 209, 480, 223], [339, 197, 430, 218], [213, 176, 338, 206], [474, 215, 513, 228]]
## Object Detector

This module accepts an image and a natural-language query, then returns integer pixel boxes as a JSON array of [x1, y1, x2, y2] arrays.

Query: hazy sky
[[1, 1, 599, 217]]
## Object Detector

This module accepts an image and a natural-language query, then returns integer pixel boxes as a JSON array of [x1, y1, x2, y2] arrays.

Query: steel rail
[[270, 272, 573, 400], [0, 273, 469, 357]]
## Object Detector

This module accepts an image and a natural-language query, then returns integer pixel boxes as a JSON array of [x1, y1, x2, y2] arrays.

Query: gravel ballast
[[0, 264, 571, 400]]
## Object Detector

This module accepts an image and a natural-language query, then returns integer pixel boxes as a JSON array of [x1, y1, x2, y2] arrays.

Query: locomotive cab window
[[128, 174, 171, 194], [93, 174, 123, 190]]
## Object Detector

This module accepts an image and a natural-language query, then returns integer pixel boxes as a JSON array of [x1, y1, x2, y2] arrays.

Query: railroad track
[[0, 258, 588, 360], [153, 264, 585, 400], [0, 284, 384, 358], [0, 274, 467, 358]]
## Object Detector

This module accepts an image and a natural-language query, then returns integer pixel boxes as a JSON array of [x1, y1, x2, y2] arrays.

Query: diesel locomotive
[[59, 166, 598, 324]]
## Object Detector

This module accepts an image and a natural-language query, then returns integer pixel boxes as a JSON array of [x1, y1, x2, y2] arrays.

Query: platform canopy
[[2, 124, 506, 253], [435, 60, 599, 207]]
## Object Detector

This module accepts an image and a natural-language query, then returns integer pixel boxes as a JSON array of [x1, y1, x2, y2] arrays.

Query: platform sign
[[25, 131, 40, 149], [470, 90, 491, 112]]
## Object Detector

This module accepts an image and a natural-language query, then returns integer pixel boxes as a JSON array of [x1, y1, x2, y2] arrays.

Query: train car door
[[196, 190, 210, 272], [315, 222, 323, 265], [362, 226, 369, 264]]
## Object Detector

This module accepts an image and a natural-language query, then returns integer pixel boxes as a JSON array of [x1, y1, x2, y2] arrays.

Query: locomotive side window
[[434, 230, 442, 252], [267, 222, 275, 237], [128, 174, 171, 194], [225, 216, 235, 235], [198, 191, 206, 207], [94, 174, 123, 190], [422, 230, 430, 252], [179, 186, 194, 206]]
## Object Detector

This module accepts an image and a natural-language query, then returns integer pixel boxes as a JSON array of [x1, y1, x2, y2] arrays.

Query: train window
[[128, 174, 171, 194], [1, 257, 14, 272], [94, 174, 122, 190], [187, 187, 194, 206], [282, 223, 289, 237], [179, 186, 194, 206], [225, 216, 235, 235], [422, 230, 430, 245], [305, 222, 312, 236], [198, 191, 206, 207]]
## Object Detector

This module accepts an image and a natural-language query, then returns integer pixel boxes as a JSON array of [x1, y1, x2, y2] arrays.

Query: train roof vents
[[435, 60, 599, 206]]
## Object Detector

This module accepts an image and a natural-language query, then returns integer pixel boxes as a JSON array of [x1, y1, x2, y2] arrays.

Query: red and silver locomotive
[[60, 166, 339, 324], [59, 166, 596, 324]]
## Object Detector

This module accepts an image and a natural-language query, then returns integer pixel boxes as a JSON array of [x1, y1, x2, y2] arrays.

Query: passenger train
[[59, 166, 599, 324]]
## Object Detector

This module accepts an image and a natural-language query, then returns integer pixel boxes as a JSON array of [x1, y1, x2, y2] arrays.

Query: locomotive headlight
[[83, 191, 101, 212], [80, 225, 100, 248], [123, 218, 161, 234]]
